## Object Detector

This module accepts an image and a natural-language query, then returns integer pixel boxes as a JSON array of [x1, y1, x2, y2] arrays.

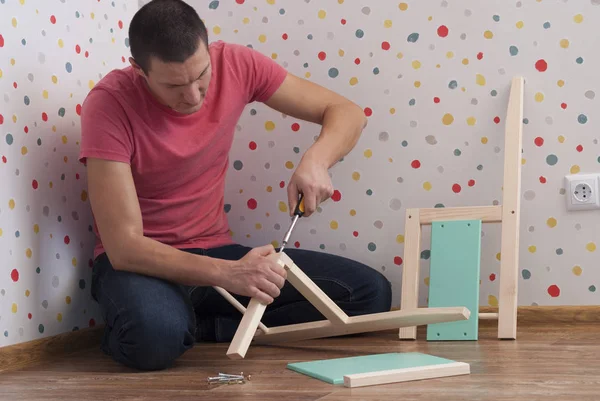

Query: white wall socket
[[565, 173, 600, 211]]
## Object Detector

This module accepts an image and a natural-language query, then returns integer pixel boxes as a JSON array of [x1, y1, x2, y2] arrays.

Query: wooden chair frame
[[217, 75, 523, 359], [218, 252, 470, 359], [399, 76, 524, 340]]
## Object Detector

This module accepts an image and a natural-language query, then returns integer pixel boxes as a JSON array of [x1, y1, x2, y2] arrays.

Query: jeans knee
[[363, 269, 393, 313], [108, 309, 195, 371]]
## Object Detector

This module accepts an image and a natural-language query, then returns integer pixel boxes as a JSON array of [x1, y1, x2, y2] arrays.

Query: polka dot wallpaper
[[3, 0, 599, 348], [197, 0, 600, 309], [1, 0, 137, 347]]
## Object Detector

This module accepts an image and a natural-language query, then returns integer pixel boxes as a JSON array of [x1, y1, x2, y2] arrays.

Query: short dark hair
[[128, 0, 209, 74]]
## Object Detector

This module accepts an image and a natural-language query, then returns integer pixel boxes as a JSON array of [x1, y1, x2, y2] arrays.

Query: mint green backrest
[[427, 219, 482, 341]]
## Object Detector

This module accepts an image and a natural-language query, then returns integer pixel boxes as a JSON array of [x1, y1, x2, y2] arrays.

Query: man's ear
[[129, 57, 146, 78]]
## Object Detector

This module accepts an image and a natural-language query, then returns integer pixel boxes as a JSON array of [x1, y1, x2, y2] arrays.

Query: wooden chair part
[[398, 209, 421, 340], [398, 76, 524, 341], [213, 286, 269, 334], [221, 252, 469, 359], [498, 76, 524, 339], [252, 306, 469, 344], [343, 361, 470, 388]]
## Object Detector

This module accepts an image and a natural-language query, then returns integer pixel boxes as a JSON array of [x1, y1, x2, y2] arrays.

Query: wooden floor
[[1, 321, 598, 401]]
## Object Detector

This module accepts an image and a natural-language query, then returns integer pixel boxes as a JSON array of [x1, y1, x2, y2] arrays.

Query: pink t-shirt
[[79, 40, 288, 259]]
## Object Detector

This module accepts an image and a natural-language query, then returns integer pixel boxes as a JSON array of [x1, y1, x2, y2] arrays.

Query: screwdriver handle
[[294, 194, 305, 217]]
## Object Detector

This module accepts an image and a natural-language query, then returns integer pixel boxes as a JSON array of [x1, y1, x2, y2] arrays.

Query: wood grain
[[418, 206, 503, 225], [0, 326, 103, 373], [2, 304, 599, 376], [1, 323, 599, 401], [498, 76, 524, 340], [398, 209, 421, 340], [226, 298, 267, 359], [342, 361, 470, 388]]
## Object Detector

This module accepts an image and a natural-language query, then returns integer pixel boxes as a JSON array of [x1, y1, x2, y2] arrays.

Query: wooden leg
[[498, 76, 524, 340], [226, 298, 268, 359], [253, 306, 470, 344], [225, 253, 286, 359], [399, 209, 421, 340], [226, 251, 349, 359]]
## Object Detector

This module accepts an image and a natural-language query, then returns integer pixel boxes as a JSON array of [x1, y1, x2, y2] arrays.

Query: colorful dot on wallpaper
[[1, 1, 135, 347]]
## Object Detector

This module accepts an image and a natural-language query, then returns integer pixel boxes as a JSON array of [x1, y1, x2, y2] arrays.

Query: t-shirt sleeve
[[227, 43, 288, 104], [78, 88, 134, 165]]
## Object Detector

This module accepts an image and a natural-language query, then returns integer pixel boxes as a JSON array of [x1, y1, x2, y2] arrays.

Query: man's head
[[129, 0, 211, 114]]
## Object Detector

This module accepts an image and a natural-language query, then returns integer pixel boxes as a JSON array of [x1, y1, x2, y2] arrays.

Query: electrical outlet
[[565, 173, 600, 211]]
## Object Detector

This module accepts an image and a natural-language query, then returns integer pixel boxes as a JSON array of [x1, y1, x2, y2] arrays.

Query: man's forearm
[[304, 102, 367, 168], [109, 233, 229, 287]]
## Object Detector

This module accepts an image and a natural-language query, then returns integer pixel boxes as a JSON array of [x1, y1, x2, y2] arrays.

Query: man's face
[[131, 40, 212, 115]]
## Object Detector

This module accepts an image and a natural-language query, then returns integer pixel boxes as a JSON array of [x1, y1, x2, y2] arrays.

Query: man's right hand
[[218, 244, 287, 305]]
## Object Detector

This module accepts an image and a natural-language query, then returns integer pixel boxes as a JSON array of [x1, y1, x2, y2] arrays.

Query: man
[[80, 0, 392, 371]]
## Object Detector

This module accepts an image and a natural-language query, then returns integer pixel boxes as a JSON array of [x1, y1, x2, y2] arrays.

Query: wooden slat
[[419, 206, 503, 225], [398, 209, 421, 340], [479, 313, 499, 320], [498, 76, 524, 340], [278, 253, 349, 325], [343, 361, 470, 388], [252, 307, 470, 344]]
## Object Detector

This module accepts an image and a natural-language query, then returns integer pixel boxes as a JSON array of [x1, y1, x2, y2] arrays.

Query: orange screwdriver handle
[[295, 194, 305, 217]]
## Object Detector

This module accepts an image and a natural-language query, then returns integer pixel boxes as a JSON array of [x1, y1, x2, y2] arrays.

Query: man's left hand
[[287, 154, 333, 217]]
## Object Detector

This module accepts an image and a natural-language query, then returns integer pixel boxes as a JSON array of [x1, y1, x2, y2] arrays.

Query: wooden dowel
[[213, 286, 269, 334]]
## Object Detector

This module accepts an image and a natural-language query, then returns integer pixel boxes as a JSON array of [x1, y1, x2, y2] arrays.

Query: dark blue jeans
[[91, 244, 392, 371]]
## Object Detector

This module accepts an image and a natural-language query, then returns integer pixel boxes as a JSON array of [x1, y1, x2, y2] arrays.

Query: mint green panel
[[427, 219, 481, 341], [287, 352, 459, 385]]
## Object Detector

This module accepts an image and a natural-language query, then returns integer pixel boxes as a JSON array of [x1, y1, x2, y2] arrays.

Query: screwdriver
[[279, 194, 305, 253]]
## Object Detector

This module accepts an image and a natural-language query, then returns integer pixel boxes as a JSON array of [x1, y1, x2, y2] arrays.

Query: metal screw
[[207, 373, 248, 385], [218, 373, 244, 379]]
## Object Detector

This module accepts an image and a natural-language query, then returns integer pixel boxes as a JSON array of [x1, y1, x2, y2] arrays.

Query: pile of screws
[[207, 372, 251, 385]]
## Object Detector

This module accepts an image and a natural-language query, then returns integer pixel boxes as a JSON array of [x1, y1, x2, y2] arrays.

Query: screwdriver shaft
[[280, 214, 299, 253], [280, 194, 304, 253]]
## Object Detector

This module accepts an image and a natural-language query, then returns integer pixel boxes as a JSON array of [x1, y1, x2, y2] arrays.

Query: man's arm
[[86, 157, 225, 284], [86, 158, 286, 304], [264, 73, 367, 215]]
